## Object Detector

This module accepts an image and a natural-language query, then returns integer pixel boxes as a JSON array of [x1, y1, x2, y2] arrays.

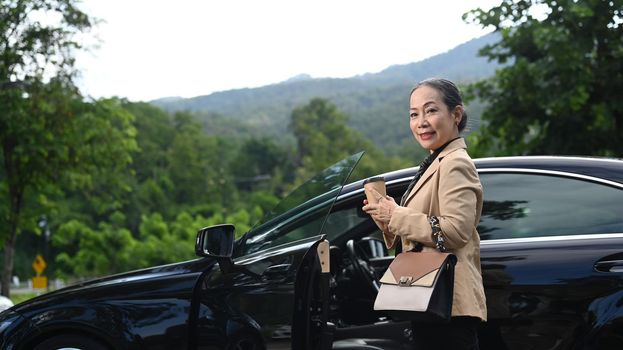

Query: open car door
[[292, 238, 332, 350], [192, 152, 363, 350]]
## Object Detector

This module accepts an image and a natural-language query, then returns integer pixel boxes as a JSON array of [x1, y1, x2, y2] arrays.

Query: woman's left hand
[[362, 194, 399, 225]]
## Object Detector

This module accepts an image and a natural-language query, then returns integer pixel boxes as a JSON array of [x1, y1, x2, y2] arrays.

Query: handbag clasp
[[399, 276, 413, 286]]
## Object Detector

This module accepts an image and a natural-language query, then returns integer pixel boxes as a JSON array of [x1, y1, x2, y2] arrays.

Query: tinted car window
[[246, 205, 370, 254], [478, 173, 623, 240], [324, 205, 370, 241], [238, 153, 363, 257]]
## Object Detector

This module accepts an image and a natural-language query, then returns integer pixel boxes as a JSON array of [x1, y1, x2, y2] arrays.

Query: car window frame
[[478, 167, 623, 242], [234, 152, 365, 258], [233, 199, 335, 261]]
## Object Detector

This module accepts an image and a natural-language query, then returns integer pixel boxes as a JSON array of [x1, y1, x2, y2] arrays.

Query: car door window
[[324, 205, 369, 241], [237, 152, 363, 257], [478, 173, 623, 240]]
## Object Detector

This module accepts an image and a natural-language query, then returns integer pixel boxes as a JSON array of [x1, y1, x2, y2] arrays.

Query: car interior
[[322, 185, 415, 349]]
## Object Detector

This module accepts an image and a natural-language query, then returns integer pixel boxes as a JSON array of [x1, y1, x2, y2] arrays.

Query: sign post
[[32, 255, 47, 290]]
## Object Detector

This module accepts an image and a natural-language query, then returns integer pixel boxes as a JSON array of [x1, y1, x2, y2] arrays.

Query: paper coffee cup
[[363, 176, 386, 204]]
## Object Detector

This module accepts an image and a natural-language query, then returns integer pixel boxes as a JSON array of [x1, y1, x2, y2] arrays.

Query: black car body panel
[[194, 236, 325, 349], [334, 156, 623, 349], [479, 234, 623, 349], [1, 155, 622, 350], [5, 259, 216, 349]]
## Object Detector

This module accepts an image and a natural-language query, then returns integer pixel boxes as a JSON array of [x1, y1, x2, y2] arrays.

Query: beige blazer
[[386, 138, 487, 321]]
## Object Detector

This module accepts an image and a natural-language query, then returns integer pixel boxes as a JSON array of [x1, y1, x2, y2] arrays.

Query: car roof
[[476, 156, 623, 183], [342, 156, 623, 194]]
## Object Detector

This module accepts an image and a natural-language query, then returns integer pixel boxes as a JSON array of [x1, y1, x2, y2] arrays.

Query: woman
[[363, 78, 486, 350]]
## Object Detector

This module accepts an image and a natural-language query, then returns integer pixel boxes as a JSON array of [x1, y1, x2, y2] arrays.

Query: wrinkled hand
[[362, 192, 399, 226]]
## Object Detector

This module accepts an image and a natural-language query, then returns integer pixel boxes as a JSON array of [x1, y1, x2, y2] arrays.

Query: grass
[[10, 292, 42, 305]]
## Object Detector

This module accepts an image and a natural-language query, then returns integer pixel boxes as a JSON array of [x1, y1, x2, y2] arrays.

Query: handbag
[[373, 248, 457, 323]]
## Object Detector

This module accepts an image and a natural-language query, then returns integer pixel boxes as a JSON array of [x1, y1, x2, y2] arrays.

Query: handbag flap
[[380, 251, 452, 287]]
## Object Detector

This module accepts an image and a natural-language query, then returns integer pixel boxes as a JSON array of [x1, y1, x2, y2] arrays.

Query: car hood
[[11, 257, 215, 314]]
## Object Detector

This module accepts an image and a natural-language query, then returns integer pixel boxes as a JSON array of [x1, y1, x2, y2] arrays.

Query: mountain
[[151, 33, 501, 154]]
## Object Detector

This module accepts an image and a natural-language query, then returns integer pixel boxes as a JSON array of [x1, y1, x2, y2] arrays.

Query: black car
[[1, 153, 622, 350]]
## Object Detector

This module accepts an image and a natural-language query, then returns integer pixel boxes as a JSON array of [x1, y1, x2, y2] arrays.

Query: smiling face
[[409, 85, 463, 152]]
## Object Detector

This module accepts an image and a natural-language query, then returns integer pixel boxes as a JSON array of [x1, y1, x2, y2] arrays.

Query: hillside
[[151, 33, 501, 154]]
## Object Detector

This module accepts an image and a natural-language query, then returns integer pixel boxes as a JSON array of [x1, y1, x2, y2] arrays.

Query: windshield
[[236, 152, 363, 257]]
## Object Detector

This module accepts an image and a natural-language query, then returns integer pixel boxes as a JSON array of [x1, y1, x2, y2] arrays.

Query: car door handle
[[594, 260, 623, 273]]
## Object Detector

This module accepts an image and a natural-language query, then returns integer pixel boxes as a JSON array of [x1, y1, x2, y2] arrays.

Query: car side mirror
[[195, 224, 235, 258]]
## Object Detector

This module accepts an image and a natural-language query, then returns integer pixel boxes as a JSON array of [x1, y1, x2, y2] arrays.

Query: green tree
[[0, 0, 143, 296], [289, 98, 373, 181], [289, 98, 411, 184], [168, 112, 222, 206], [53, 217, 138, 278], [0, 91, 137, 296], [0, 0, 92, 296], [464, 0, 623, 156], [119, 101, 176, 229], [121, 101, 175, 183], [229, 137, 291, 192]]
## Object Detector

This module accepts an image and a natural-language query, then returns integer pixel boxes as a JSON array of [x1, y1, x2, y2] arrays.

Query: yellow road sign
[[32, 254, 47, 275], [32, 276, 47, 289]]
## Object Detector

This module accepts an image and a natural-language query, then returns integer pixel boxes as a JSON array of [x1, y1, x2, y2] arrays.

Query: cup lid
[[363, 176, 385, 185]]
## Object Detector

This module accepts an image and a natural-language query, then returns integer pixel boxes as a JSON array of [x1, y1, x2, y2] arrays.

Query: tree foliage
[[0, 0, 140, 297], [0, 0, 92, 85], [0, 86, 427, 290], [0, 3, 427, 291], [464, 0, 623, 156], [290, 98, 375, 181]]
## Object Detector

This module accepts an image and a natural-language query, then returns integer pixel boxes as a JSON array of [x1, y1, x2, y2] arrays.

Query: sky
[[75, 0, 500, 102]]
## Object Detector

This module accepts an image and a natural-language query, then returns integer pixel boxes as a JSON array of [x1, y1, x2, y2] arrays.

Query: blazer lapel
[[403, 158, 440, 205], [402, 138, 468, 206]]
